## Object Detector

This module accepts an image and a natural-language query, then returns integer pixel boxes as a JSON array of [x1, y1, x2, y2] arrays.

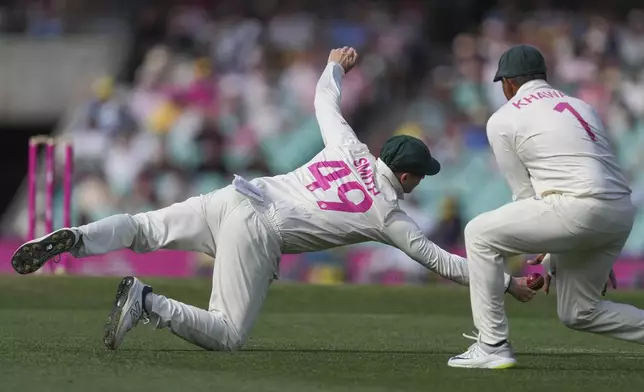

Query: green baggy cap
[[493, 45, 547, 82], [379, 135, 441, 176]]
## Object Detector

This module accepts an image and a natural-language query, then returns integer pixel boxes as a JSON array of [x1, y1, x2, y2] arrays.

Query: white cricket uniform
[[71, 63, 510, 351], [469, 79, 644, 345]]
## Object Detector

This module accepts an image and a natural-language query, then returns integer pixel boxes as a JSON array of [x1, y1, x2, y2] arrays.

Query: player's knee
[[226, 339, 244, 352], [223, 333, 246, 352], [558, 305, 595, 330], [200, 331, 245, 351], [558, 311, 580, 329], [464, 216, 488, 245]]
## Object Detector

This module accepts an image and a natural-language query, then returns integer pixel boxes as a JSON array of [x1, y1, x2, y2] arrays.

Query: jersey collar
[[516, 79, 550, 95], [376, 158, 405, 200]]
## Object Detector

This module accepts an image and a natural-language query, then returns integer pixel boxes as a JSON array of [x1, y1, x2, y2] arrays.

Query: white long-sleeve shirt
[[242, 62, 511, 288], [487, 80, 631, 201]]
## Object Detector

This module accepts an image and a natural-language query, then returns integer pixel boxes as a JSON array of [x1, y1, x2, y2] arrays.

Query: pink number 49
[[553, 102, 597, 142], [306, 160, 373, 213]]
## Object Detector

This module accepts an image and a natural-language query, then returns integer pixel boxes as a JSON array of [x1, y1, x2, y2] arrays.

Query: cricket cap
[[379, 135, 441, 176], [493, 45, 547, 82]]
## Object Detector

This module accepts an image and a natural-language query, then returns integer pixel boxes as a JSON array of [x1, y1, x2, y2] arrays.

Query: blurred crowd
[[396, 7, 644, 253], [0, 0, 128, 35], [69, 1, 426, 223], [401, 6, 644, 171], [27, 2, 644, 255]]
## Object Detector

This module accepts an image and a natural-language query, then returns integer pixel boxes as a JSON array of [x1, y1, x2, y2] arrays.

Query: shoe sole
[[448, 359, 517, 369], [11, 229, 76, 275], [103, 276, 135, 351], [492, 362, 516, 369]]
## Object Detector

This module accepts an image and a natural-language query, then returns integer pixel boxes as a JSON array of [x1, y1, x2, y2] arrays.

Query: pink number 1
[[553, 102, 597, 142], [306, 160, 373, 213]]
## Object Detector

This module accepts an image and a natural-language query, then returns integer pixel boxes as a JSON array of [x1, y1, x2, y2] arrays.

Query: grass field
[[1, 276, 643, 391]]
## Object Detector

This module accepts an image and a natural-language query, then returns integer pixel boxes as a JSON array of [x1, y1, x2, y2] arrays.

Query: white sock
[[145, 292, 156, 314]]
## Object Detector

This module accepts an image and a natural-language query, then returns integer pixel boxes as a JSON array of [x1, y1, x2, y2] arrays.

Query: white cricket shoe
[[11, 228, 81, 275], [448, 338, 517, 369], [103, 276, 152, 350]]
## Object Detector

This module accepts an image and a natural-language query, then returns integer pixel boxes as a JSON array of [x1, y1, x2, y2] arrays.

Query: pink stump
[[28, 140, 38, 241], [45, 140, 55, 272], [62, 142, 73, 271]]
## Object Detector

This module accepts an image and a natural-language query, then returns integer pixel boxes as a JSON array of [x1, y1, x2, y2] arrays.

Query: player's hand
[[527, 253, 547, 266], [328, 47, 358, 74], [507, 277, 536, 302], [527, 253, 554, 294]]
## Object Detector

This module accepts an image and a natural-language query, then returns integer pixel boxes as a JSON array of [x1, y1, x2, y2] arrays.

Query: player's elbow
[[404, 241, 436, 271]]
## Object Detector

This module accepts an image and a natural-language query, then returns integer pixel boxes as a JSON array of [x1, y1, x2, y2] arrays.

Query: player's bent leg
[[207, 199, 281, 349], [555, 250, 644, 344], [454, 195, 595, 368], [145, 198, 280, 351], [103, 279, 256, 351], [464, 195, 609, 342], [150, 294, 243, 351], [101, 277, 242, 351]]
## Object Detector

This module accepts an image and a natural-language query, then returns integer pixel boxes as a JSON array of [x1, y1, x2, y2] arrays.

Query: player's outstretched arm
[[383, 212, 535, 301], [314, 47, 360, 147], [383, 211, 510, 287]]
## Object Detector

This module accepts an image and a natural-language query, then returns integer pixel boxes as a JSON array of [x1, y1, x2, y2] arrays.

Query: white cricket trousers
[[465, 193, 644, 346], [71, 185, 282, 351]]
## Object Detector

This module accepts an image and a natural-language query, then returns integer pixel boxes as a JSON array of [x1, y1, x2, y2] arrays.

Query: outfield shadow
[[125, 347, 644, 359], [117, 348, 644, 371], [244, 348, 450, 354], [121, 348, 452, 354], [523, 352, 644, 358]]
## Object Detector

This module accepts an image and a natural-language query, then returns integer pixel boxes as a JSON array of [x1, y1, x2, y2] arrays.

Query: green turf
[[1, 276, 643, 391]]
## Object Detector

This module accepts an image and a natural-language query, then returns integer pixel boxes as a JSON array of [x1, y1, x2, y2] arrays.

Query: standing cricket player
[[448, 45, 644, 369], [12, 47, 534, 352]]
